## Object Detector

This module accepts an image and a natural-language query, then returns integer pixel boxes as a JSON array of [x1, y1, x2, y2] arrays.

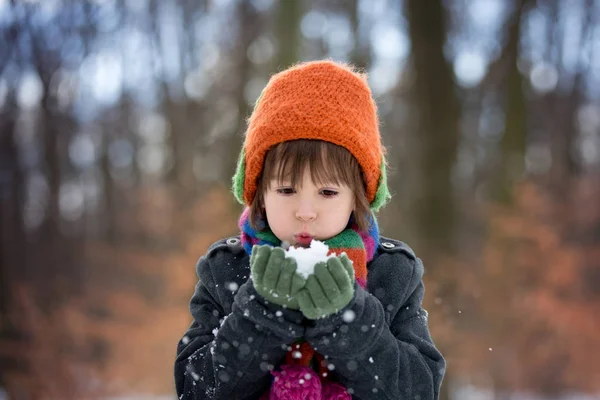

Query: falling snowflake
[[342, 309, 356, 323]]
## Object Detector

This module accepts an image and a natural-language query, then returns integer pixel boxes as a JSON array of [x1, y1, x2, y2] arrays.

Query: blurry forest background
[[1, 0, 600, 399]]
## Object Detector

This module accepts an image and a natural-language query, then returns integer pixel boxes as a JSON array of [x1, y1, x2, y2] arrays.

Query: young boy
[[175, 60, 446, 399]]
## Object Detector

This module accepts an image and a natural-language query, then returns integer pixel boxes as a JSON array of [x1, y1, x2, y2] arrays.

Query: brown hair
[[249, 140, 371, 231]]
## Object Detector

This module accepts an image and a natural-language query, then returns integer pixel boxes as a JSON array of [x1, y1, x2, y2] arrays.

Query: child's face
[[263, 166, 355, 247]]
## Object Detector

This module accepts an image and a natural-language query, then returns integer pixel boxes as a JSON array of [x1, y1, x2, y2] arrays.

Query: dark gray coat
[[175, 236, 446, 399]]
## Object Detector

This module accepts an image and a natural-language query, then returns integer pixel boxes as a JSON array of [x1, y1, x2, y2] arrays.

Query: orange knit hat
[[232, 60, 390, 211]]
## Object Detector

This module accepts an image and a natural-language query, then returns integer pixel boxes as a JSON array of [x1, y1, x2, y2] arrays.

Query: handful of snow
[[285, 240, 347, 279]]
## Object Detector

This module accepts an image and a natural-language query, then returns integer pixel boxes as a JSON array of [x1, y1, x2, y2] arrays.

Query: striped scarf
[[238, 207, 379, 399]]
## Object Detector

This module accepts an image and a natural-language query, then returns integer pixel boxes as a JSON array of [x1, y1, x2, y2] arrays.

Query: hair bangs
[[266, 140, 354, 189], [250, 139, 371, 231]]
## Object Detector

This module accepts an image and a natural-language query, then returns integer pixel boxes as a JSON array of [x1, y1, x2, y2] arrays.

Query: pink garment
[[321, 382, 352, 400], [263, 365, 351, 400]]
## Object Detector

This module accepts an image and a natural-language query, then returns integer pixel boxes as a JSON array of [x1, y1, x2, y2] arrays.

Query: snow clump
[[285, 240, 347, 279]]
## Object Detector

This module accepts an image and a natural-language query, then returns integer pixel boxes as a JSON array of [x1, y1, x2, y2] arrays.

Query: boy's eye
[[276, 187, 295, 195], [321, 189, 339, 197]]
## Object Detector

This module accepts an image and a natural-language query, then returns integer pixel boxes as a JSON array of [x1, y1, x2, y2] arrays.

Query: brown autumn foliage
[[426, 177, 600, 395], [1, 185, 239, 398], [85, 185, 239, 395], [1, 284, 99, 399]]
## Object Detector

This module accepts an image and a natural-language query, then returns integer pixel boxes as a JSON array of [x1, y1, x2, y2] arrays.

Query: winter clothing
[[250, 245, 355, 319], [262, 364, 351, 400], [241, 207, 380, 398], [251, 246, 305, 309], [298, 255, 355, 320], [175, 235, 446, 399], [231, 60, 391, 211], [176, 59, 445, 399], [239, 207, 378, 289]]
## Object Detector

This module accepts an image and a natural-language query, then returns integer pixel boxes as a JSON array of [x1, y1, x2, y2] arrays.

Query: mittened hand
[[250, 245, 306, 309], [297, 254, 355, 319]]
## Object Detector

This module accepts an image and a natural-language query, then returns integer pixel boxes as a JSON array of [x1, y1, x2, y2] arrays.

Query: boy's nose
[[295, 205, 316, 222]]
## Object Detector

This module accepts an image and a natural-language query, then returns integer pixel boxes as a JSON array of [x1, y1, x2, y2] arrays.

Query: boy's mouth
[[294, 233, 314, 247]]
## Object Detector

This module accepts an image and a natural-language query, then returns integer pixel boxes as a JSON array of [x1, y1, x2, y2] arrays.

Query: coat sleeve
[[174, 251, 306, 399], [304, 249, 446, 400]]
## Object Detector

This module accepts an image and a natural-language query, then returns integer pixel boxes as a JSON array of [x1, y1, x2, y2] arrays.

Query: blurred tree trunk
[[100, 126, 117, 243], [548, 0, 593, 194], [40, 109, 61, 239], [484, 2, 530, 396], [349, 0, 369, 70], [489, 0, 529, 204], [406, 0, 459, 255], [173, 0, 202, 197], [275, 0, 302, 70], [24, 9, 63, 241], [0, 95, 25, 342], [151, 0, 193, 192], [0, 5, 22, 336], [406, 2, 459, 398], [116, 0, 142, 243], [222, 0, 266, 185]]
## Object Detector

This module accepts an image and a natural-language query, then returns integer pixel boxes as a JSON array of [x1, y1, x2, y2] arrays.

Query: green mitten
[[250, 245, 306, 309], [297, 254, 355, 319]]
